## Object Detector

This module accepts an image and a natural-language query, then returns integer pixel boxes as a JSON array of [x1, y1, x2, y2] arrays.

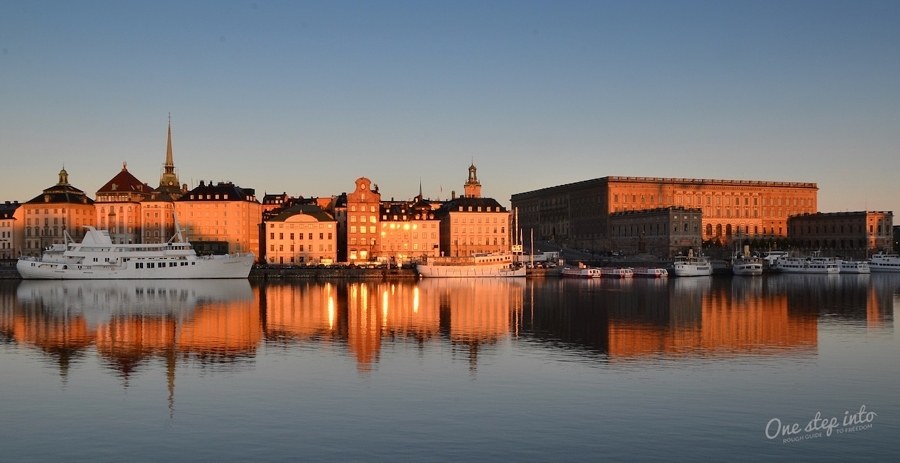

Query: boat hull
[[16, 254, 255, 280], [416, 263, 526, 278]]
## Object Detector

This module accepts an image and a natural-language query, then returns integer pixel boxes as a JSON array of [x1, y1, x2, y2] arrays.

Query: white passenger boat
[[600, 267, 634, 278], [16, 226, 255, 280], [561, 263, 602, 278], [775, 253, 839, 274], [868, 252, 900, 273], [416, 252, 526, 278], [633, 267, 668, 278], [838, 259, 870, 274], [732, 256, 763, 276], [673, 252, 712, 277]]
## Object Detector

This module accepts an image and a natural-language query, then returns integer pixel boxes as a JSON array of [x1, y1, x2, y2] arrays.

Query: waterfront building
[[608, 207, 703, 258], [345, 177, 382, 263], [174, 180, 262, 258], [20, 168, 96, 257], [263, 203, 337, 266], [788, 211, 894, 255], [0, 201, 22, 260], [95, 162, 152, 245], [434, 164, 511, 257], [511, 176, 818, 251], [379, 191, 441, 264]]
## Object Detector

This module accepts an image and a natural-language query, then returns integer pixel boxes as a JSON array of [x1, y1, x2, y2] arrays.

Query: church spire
[[159, 113, 180, 189]]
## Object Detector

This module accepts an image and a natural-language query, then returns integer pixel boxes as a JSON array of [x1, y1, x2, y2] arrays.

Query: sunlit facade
[[264, 204, 337, 265], [379, 197, 441, 263], [175, 180, 262, 258], [20, 168, 96, 257], [511, 176, 818, 250], [346, 177, 381, 263]]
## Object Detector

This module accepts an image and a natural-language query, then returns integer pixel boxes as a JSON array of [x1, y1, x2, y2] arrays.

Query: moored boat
[[868, 252, 900, 273], [600, 267, 634, 278], [839, 259, 870, 274], [732, 256, 763, 276], [673, 251, 712, 277], [633, 267, 668, 278], [16, 226, 254, 280], [775, 252, 839, 274], [416, 252, 526, 278], [561, 263, 602, 278]]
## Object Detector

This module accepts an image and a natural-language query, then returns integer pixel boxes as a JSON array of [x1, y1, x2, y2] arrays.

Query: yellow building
[[264, 204, 337, 266], [21, 168, 96, 257], [175, 180, 262, 258]]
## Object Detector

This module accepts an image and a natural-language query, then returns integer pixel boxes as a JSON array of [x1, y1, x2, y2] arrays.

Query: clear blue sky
[[2, 1, 898, 212]]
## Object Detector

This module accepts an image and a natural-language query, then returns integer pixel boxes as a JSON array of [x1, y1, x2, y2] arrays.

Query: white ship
[[673, 251, 713, 277], [17, 226, 254, 280], [838, 259, 870, 274], [868, 252, 900, 273], [775, 253, 839, 274], [416, 253, 526, 278]]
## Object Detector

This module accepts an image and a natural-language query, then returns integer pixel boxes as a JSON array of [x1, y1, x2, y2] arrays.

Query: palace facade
[[511, 176, 818, 251]]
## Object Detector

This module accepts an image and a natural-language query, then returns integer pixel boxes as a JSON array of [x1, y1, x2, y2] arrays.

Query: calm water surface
[[1, 274, 898, 462]]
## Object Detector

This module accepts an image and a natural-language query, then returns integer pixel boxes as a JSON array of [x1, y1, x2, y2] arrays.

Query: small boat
[[868, 252, 900, 273], [673, 250, 713, 277], [561, 263, 602, 278], [16, 226, 254, 280], [416, 252, 526, 278], [775, 252, 839, 274], [600, 267, 634, 278], [838, 259, 870, 274], [732, 256, 763, 276], [633, 267, 668, 278]]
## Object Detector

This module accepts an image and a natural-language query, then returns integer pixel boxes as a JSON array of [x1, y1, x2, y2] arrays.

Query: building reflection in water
[[10, 280, 258, 388], [523, 275, 896, 363], [1, 273, 895, 384], [260, 278, 526, 373]]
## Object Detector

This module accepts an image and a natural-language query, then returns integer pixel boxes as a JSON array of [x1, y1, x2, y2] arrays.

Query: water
[[1, 274, 898, 462]]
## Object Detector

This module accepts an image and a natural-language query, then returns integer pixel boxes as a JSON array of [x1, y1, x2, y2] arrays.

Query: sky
[[1, 0, 898, 212]]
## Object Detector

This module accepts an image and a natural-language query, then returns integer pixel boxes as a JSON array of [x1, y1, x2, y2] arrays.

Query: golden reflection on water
[[1, 274, 895, 379]]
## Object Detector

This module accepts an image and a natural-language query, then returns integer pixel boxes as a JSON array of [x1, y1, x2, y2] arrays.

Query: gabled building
[[21, 168, 96, 256], [263, 204, 337, 266], [175, 180, 261, 258], [345, 177, 381, 263], [95, 162, 152, 244]]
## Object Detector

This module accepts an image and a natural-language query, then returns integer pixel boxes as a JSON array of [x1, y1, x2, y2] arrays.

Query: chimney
[[451, 190, 456, 200]]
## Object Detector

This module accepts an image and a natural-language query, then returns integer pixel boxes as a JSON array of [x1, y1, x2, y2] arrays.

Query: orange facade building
[[174, 180, 262, 258], [21, 168, 96, 257], [511, 176, 818, 250]]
